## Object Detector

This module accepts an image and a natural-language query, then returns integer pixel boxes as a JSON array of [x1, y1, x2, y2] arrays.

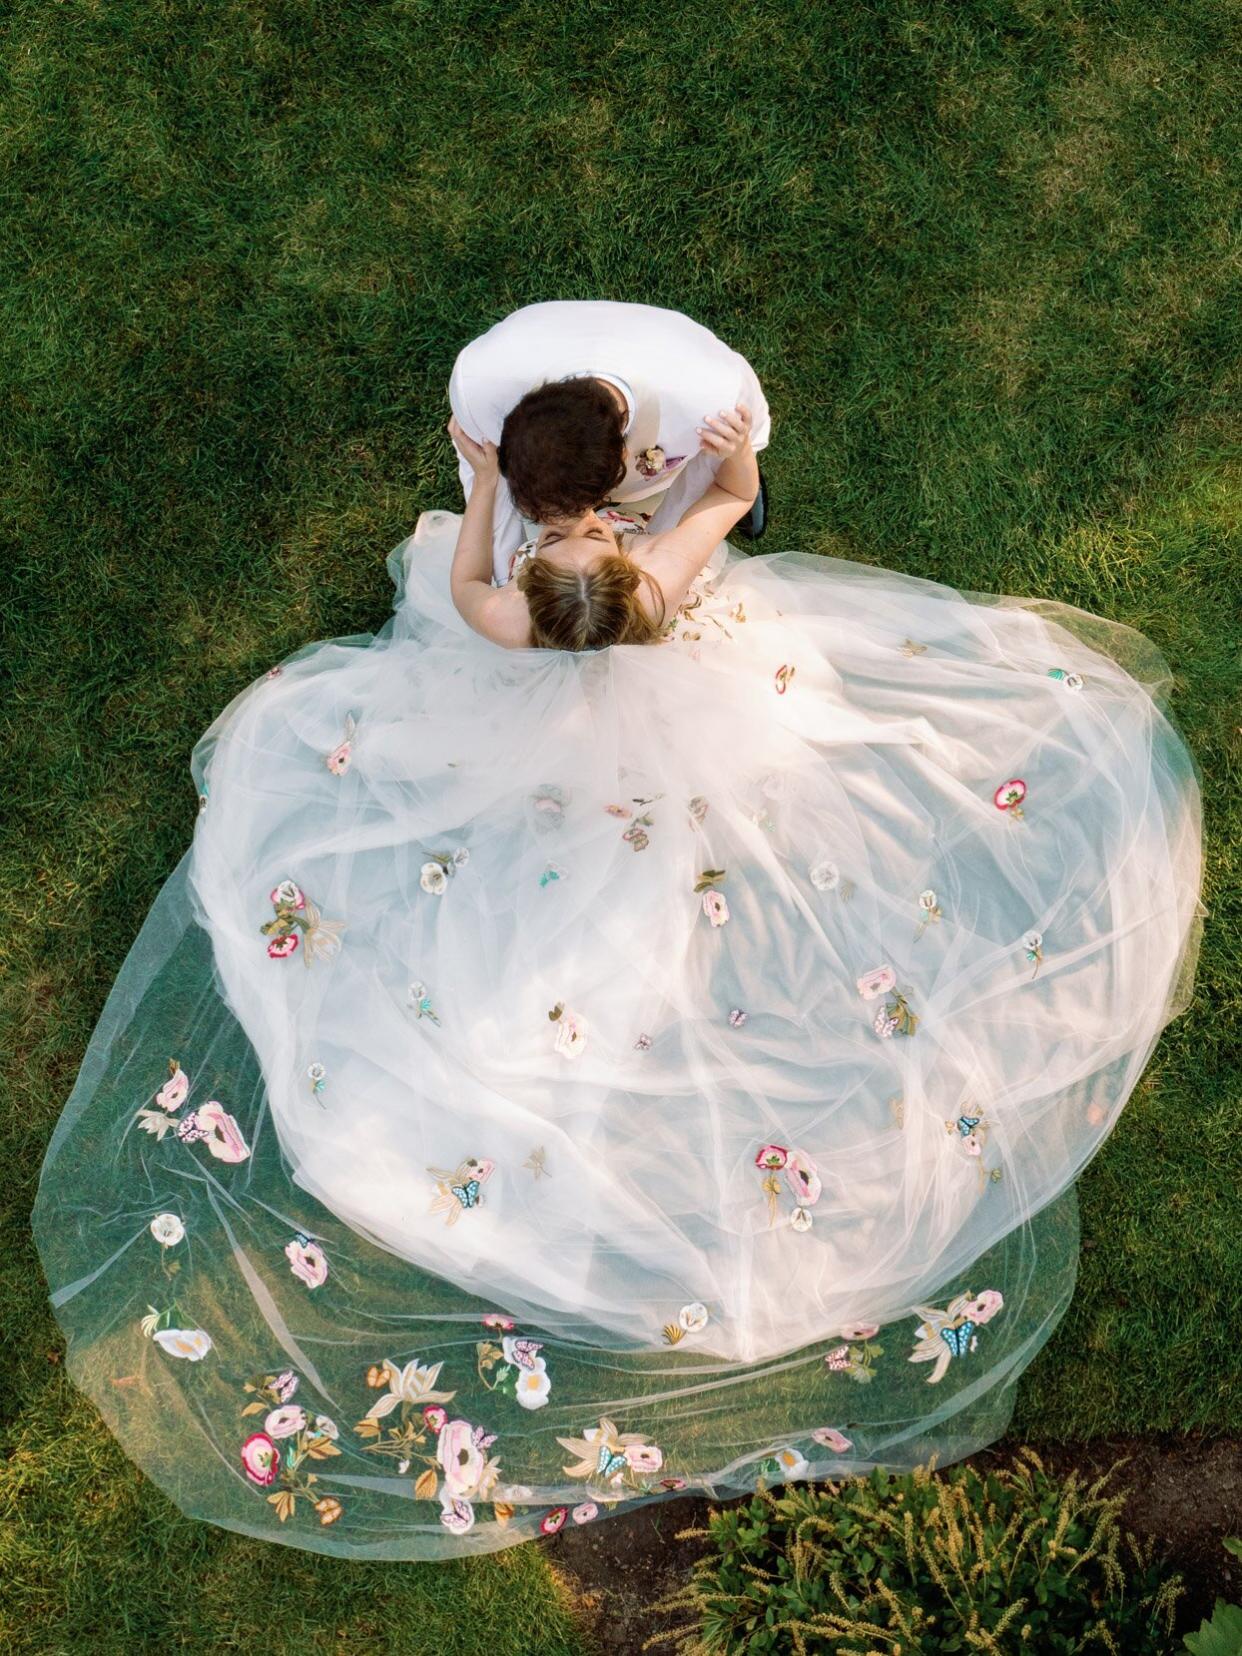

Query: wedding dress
[[34, 511, 1201, 1557]]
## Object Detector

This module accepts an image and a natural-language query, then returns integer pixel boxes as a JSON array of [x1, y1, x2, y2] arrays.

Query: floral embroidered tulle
[[33, 510, 1202, 1560]]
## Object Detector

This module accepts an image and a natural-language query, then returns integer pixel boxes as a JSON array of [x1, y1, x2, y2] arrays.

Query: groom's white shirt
[[448, 301, 770, 581]]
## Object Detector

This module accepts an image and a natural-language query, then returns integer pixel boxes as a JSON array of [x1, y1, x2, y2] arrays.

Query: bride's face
[[536, 510, 615, 566]]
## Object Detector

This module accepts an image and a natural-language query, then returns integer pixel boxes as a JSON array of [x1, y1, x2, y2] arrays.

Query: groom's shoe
[[734, 470, 768, 543]]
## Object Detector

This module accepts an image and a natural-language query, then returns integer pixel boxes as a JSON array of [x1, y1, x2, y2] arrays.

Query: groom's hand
[[448, 417, 500, 485], [697, 405, 753, 459]]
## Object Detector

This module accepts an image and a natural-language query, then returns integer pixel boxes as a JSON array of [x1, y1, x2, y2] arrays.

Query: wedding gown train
[[34, 511, 1200, 1558]]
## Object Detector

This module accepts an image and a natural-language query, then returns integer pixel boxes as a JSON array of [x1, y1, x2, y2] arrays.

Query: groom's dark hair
[[499, 377, 628, 523]]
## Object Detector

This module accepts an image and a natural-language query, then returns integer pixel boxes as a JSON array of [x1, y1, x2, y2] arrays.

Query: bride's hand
[[697, 404, 752, 458], [448, 417, 500, 485]]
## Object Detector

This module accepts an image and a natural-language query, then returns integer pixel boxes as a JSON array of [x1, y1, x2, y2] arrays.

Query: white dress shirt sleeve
[[448, 348, 525, 583]]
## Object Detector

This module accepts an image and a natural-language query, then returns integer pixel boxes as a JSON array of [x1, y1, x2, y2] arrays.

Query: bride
[[34, 398, 1201, 1558]]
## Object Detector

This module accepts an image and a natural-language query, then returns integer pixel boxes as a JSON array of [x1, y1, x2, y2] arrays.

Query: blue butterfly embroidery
[[954, 1115, 981, 1138], [939, 1320, 976, 1359], [451, 1178, 482, 1210], [596, 1445, 628, 1482]]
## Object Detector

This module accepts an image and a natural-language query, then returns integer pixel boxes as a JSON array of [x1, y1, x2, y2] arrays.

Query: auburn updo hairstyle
[[499, 378, 628, 523], [517, 546, 666, 652]]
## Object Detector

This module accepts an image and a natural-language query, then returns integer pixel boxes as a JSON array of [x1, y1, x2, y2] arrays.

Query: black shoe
[[734, 468, 768, 543]]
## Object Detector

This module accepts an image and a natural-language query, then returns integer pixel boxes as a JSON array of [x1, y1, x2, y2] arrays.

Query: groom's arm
[[448, 351, 524, 582]]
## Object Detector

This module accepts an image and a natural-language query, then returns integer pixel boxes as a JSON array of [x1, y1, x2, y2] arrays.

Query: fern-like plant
[[647, 1450, 1184, 1655]]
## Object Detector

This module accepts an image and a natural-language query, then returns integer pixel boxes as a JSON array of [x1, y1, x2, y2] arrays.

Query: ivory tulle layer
[[33, 512, 1200, 1558]]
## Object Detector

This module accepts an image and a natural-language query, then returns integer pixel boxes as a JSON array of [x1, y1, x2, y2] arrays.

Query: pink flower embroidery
[[326, 741, 352, 776], [993, 778, 1027, 816], [269, 881, 305, 910], [267, 933, 299, 959], [482, 1313, 515, 1332], [840, 1323, 880, 1342], [265, 1405, 307, 1439], [540, 1506, 569, 1536], [856, 964, 897, 1001], [285, 1236, 328, 1289], [701, 890, 730, 927], [437, 1419, 484, 1499], [784, 1150, 822, 1206], [240, 1432, 279, 1486], [180, 1100, 250, 1163], [572, 1501, 598, 1524], [963, 1289, 1004, 1324], [424, 1404, 448, 1432], [155, 1063, 189, 1112], [812, 1427, 854, 1453], [755, 1144, 788, 1170], [625, 1442, 663, 1474]]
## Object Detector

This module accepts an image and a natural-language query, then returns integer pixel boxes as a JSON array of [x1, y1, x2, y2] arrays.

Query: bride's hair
[[499, 379, 628, 522], [518, 547, 666, 651]]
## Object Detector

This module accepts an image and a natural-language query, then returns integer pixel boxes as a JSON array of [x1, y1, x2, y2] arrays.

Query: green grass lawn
[[1, 0, 1239, 1649]]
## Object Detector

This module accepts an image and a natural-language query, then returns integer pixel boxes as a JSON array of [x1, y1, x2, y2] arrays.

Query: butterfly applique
[[939, 1319, 977, 1359], [428, 1156, 495, 1226], [595, 1444, 628, 1483], [909, 1292, 1000, 1383]]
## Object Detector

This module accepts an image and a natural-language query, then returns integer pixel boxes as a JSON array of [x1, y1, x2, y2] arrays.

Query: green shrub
[[650, 1450, 1185, 1655], [1182, 1538, 1242, 1655]]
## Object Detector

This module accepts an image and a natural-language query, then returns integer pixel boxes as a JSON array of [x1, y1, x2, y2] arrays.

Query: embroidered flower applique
[[285, 1234, 329, 1288], [908, 1290, 1004, 1384], [823, 1324, 884, 1384], [428, 1156, 495, 1225], [532, 785, 568, 828], [605, 795, 660, 851], [135, 1061, 251, 1162], [1023, 930, 1044, 976], [325, 714, 356, 776], [150, 1212, 184, 1248], [663, 1301, 709, 1345], [915, 888, 942, 937], [420, 848, 469, 895], [993, 778, 1027, 820], [307, 1061, 327, 1099], [944, 1110, 1003, 1190], [557, 1418, 664, 1492], [858, 965, 919, 1037], [477, 1332, 552, 1411], [1047, 667, 1085, 691], [754, 1143, 822, 1230], [694, 868, 729, 925], [548, 1002, 587, 1059], [239, 1371, 344, 1525], [809, 858, 854, 899], [409, 981, 441, 1024], [261, 881, 344, 963], [357, 1357, 455, 1446]]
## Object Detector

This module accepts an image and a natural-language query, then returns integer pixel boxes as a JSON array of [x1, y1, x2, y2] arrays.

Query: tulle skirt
[[33, 512, 1201, 1558]]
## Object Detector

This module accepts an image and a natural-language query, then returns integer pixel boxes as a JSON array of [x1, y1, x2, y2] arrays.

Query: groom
[[448, 301, 770, 583]]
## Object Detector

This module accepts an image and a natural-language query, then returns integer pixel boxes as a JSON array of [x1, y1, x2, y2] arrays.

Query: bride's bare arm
[[447, 418, 532, 647], [634, 407, 758, 617]]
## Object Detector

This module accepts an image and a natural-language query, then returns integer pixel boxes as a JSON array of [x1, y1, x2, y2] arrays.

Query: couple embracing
[[34, 297, 1201, 1559]]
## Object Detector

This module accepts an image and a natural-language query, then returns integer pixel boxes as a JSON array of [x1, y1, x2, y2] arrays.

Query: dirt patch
[[544, 1434, 1242, 1654]]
